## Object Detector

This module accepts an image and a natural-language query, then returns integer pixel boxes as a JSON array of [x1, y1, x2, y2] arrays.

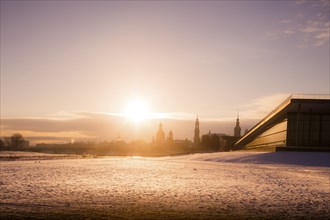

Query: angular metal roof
[[235, 94, 330, 148]]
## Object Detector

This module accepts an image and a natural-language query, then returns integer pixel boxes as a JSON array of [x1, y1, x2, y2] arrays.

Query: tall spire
[[195, 114, 199, 128], [156, 122, 165, 145], [234, 112, 241, 137], [236, 110, 240, 126]]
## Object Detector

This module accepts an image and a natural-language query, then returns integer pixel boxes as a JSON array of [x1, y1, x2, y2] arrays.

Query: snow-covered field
[[0, 151, 329, 219], [0, 151, 82, 161]]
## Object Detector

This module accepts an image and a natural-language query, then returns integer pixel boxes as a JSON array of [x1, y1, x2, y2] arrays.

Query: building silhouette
[[201, 130, 226, 151], [194, 115, 200, 147], [156, 122, 165, 145], [234, 113, 241, 137], [167, 130, 173, 145], [235, 94, 330, 150]]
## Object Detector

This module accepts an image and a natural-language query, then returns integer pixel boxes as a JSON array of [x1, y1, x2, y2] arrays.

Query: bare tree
[[11, 133, 25, 149], [0, 139, 5, 149], [4, 137, 11, 147]]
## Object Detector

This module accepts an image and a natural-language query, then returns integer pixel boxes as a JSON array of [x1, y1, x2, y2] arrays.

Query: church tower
[[234, 113, 241, 137], [156, 122, 165, 145], [194, 115, 200, 147], [167, 130, 173, 145]]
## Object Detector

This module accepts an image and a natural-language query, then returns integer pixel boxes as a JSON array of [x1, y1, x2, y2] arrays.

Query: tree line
[[0, 133, 27, 149]]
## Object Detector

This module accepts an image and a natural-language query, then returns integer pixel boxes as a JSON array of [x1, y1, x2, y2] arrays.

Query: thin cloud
[[1, 94, 296, 144], [280, 19, 293, 24], [0, 110, 256, 144], [0, 111, 196, 143], [266, 0, 329, 48], [295, 0, 307, 5], [151, 112, 195, 120], [71, 111, 197, 121], [239, 94, 290, 120]]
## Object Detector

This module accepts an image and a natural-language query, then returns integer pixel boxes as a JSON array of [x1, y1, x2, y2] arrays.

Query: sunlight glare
[[125, 99, 151, 122]]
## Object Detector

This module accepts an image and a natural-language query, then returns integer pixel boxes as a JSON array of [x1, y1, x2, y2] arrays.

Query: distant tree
[[11, 133, 25, 149], [4, 137, 11, 147], [201, 134, 210, 149], [0, 139, 5, 149]]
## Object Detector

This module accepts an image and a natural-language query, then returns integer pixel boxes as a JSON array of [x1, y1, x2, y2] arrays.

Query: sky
[[1, 0, 329, 144]]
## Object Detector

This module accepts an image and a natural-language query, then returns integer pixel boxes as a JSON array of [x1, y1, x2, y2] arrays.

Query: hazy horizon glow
[[1, 1, 329, 143]]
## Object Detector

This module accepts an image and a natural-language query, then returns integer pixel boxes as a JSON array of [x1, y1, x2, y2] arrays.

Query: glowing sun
[[125, 99, 151, 122]]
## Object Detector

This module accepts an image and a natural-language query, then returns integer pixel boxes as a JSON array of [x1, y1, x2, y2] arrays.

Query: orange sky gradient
[[1, 1, 329, 144]]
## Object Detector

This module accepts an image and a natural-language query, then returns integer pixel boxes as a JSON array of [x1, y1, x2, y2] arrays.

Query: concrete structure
[[235, 94, 330, 150]]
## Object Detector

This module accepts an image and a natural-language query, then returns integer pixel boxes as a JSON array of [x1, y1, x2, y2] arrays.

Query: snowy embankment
[[173, 151, 330, 167], [0, 151, 83, 161], [0, 151, 329, 219]]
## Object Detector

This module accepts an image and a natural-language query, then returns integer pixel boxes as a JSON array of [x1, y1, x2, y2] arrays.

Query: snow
[[173, 151, 330, 167], [0, 151, 329, 219], [0, 151, 82, 161]]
